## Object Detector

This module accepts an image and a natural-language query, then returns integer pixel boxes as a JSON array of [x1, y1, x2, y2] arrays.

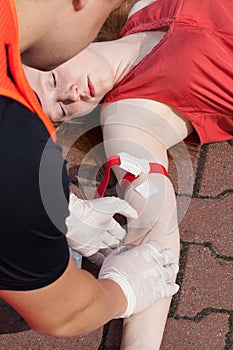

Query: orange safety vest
[[0, 0, 56, 141]]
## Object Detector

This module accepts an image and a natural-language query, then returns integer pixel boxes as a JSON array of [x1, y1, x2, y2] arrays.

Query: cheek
[[58, 67, 76, 87], [38, 91, 54, 117]]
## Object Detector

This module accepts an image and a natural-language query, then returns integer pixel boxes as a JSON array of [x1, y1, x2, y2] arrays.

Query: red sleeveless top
[[0, 0, 56, 141], [104, 0, 233, 145]]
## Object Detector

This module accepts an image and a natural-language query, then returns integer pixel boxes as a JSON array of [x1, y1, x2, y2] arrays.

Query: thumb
[[109, 197, 138, 219], [87, 196, 138, 219], [162, 282, 180, 298]]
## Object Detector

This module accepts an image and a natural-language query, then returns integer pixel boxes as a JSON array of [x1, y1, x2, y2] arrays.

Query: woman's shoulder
[[128, 0, 157, 18], [101, 98, 173, 125]]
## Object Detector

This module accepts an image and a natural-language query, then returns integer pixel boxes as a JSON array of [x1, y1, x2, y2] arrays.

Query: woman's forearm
[[121, 175, 180, 350], [124, 172, 178, 244]]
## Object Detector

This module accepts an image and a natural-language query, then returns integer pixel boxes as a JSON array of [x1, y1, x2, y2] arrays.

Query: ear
[[72, 0, 87, 11]]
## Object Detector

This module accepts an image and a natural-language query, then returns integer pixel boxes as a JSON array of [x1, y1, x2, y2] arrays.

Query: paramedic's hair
[[96, 0, 139, 41]]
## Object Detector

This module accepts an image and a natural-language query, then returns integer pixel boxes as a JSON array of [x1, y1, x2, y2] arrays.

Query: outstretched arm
[[101, 98, 193, 349]]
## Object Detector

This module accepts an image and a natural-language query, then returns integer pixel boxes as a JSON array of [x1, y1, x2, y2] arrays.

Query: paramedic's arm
[[0, 255, 127, 337], [0, 241, 178, 337]]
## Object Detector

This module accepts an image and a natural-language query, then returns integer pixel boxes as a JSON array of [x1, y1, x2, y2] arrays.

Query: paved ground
[[0, 124, 232, 349]]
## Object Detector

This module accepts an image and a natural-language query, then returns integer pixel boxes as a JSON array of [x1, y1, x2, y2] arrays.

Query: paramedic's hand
[[99, 241, 179, 318], [66, 193, 138, 257]]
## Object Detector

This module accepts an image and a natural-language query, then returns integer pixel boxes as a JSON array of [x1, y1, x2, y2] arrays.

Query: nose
[[66, 84, 80, 102]]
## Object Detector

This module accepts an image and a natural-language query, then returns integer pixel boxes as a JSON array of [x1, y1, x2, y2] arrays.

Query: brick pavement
[[160, 140, 233, 350], [0, 130, 232, 349]]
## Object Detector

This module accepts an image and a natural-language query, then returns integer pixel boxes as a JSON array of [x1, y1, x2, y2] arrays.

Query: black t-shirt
[[0, 96, 70, 290]]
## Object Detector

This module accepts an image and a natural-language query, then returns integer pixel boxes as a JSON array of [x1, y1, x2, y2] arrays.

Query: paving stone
[[178, 195, 233, 257], [176, 245, 233, 317], [160, 313, 229, 350], [0, 301, 29, 335], [0, 328, 103, 350], [198, 142, 233, 197], [100, 319, 123, 350]]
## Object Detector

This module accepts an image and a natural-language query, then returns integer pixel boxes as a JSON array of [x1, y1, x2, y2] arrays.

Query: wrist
[[99, 273, 136, 318], [98, 278, 128, 319]]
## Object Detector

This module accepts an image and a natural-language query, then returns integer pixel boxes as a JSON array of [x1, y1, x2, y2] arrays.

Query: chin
[[73, 104, 99, 119]]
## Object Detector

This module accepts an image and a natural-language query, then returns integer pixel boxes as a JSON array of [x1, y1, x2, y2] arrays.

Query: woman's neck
[[92, 30, 166, 88]]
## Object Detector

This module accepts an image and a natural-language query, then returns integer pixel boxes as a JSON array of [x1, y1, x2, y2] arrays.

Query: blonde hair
[[96, 0, 139, 41]]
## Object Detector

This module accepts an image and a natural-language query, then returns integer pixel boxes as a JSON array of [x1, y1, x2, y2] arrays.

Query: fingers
[[142, 240, 174, 266], [162, 262, 179, 282], [107, 220, 126, 240], [112, 197, 138, 219], [136, 240, 179, 299], [102, 228, 126, 247], [93, 197, 138, 219], [69, 193, 84, 210], [142, 240, 179, 280], [160, 281, 180, 298]]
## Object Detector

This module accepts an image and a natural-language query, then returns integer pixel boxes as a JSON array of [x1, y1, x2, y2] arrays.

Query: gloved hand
[[66, 193, 138, 257], [99, 241, 179, 318]]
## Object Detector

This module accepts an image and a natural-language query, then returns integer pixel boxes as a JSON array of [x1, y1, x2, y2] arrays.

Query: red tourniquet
[[95, 155, 168, 198]]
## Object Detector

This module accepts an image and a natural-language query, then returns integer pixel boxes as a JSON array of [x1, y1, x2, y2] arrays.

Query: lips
[[87, 76, 96, 97]]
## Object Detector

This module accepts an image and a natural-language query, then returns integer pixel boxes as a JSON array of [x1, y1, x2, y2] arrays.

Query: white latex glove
[[66, 193, 138, 257], [99, 241, 179, 318]]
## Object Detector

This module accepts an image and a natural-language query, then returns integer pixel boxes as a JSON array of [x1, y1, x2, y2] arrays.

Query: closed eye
[[59, 103, 66, 117], [52, 72, 57, 88]]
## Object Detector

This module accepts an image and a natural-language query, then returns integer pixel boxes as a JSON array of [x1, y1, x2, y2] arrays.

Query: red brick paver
[[161, 313, 229, 350], [0, 327, 103, 350]]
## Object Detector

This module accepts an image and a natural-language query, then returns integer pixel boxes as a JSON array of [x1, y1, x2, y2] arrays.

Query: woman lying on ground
[[25, 0, 233, 348]]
